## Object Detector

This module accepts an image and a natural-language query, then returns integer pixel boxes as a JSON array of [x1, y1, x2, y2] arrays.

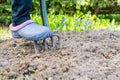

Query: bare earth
[[0, 30, 120, 80]]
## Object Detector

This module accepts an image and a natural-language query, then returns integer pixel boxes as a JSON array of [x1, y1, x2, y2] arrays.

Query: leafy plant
[[31, 11, 120, 32], [0, 0, 11, 25]]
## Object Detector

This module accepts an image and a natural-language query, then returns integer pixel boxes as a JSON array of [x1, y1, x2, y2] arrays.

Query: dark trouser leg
[[11, 0, 32, 26]]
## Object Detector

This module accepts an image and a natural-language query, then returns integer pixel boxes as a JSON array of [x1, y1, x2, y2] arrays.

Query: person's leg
[[11, 0, 32, 26], [10, 0, 52, 40]]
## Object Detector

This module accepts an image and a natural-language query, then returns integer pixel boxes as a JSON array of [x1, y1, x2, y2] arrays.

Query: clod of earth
[[0, 30, 120, 80]]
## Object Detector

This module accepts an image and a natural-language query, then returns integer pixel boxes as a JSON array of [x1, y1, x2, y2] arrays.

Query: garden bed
[[0, 30, 120, 80]]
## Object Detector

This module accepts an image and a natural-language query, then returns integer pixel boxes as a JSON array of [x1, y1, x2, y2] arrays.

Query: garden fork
[[33, 0, 61, 53]]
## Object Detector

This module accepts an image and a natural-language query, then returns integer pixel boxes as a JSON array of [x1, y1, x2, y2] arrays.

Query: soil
[[0, 30, 120, 80]]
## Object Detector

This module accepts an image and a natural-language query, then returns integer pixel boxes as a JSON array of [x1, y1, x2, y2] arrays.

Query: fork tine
[[51, 36, 55, 48], [53, 34, 61, 49], [43, 39, 48, 51], [34, 41, 39, 53]]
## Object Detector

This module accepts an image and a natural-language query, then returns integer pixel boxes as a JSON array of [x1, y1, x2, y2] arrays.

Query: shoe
[[9, 20, 52, 40]]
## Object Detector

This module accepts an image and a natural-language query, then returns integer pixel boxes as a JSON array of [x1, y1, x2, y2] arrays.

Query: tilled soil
[[0, 30, 120, 80]]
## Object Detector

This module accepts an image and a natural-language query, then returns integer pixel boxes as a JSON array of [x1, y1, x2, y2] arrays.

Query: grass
[[0, 26, 10, 40]]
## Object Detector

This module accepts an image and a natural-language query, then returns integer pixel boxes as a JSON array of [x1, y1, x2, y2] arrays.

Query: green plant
[[1, 0, 120, 25], [31, 11, 120, 32], [0, 0, 11, 25]]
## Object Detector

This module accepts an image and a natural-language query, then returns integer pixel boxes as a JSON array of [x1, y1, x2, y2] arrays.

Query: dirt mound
[[0, 30, 120, 80]]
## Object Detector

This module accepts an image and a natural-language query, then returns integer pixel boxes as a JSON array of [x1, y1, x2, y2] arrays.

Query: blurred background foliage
[[0, 0, 120, 31]]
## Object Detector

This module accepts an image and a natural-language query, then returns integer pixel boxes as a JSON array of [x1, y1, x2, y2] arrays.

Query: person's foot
[[9, 20, 52, 40]]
